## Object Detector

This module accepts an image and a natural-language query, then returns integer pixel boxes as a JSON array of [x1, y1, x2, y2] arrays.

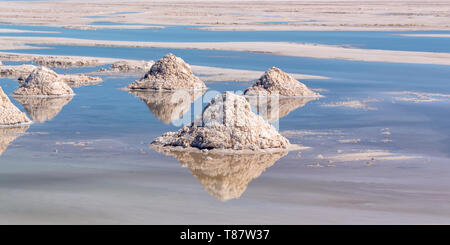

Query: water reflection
[[153, 147, 287, 201], [129, 90, 204, 124], [247, 96, 318, 122], [0, 126, 29, 156], [13, 96, 73, 123]]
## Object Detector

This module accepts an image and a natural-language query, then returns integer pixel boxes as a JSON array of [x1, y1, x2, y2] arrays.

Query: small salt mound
[[0, 86, 30, 126], [126, 53, 206, 91], [13, 66, 74, 97], [244, 67, 319, 97], [0, 64, 36, 80], [109, 60, 154, 73], [152, 92, 290, 151]]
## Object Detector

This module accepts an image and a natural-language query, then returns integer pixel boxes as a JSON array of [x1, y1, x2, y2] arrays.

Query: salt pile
[[152, 149, 287, 201], [244, 67, 319, 97], [32, 56, 99, 68], [152, 92, 290, 151], [60, 74, 103, 88], [13, 66, 74, 97], [0, 64, 36, 80], [126, 53, 206, 91], [0, 86, 31, 126]]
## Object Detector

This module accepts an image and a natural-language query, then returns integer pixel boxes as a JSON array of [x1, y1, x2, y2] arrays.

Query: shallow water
[[0, 26, 450, 224], [1, 23, 450, 52]]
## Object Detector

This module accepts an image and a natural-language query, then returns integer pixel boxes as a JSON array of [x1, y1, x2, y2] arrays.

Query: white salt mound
[[0, 86, 31, 125], [13, 66, 74, 97], [109, 60, 154, 73], [152, 92, 290, 151], [244, 67, 319, 97], [126, 53, 206, 91]]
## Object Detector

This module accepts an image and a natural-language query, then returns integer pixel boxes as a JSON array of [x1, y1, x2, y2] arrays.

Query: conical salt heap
[[13, 96, 73, 123], [152, 92, 290, 151], [151, 149, 287, 201], [13, 66, 74, 97], [244, 67, 319, 97], [0, 86, 30, 126], [126, 53, 206, 91]]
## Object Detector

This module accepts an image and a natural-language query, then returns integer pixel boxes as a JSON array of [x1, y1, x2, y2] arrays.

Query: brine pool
[[0, 25, 449, 224]]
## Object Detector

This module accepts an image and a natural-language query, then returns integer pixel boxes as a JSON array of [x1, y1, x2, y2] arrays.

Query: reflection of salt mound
[[153, 148, 287, 201], [152, 92, 290, 151], [13, 96, 73, 123], [130, 90, 204, 124], [244, 67, 319, 97], [247, 96, 317, 122], [13, 66, 74, 97], [0, 86, 30, 126], [0, 126, 29, 155], [126, 53, 206, 91]]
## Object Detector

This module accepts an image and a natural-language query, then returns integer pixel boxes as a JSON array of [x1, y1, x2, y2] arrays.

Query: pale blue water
[[0, 25, 450, 224], [1, 23, 450, 52], [7, 44, 450, 94]]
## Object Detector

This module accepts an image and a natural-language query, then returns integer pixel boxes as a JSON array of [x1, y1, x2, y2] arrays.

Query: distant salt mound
[[0, 64, 36, 80], [108, 60, 154, 73], [151, 149, 287, 201], [152, 92, 290, 151], [32, 56, 99, 68], [244, 67, 319, 97], [126, 53, 206, 91], [60, 74, 103, 88], [0, 86, 30, 126], [13, 66, 74, 97]]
